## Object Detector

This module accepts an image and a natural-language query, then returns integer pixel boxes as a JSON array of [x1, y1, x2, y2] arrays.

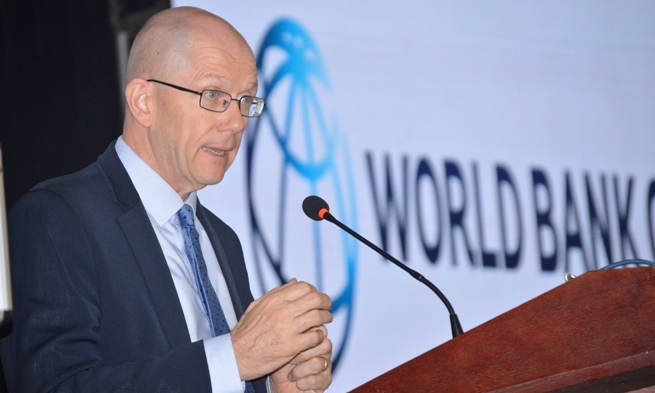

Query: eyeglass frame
[[146, 79, 265, 117]]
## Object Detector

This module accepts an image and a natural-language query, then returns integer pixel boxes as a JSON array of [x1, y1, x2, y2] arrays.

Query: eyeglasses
[[147, 79, 265, 117]]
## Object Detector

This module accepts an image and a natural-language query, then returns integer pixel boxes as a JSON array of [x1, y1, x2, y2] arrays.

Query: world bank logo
[[245, 19, 358, 370]]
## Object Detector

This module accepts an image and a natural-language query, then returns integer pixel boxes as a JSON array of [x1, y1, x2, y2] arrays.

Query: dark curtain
[[0, 0, 125, 390], [0, 0, 123, 212]]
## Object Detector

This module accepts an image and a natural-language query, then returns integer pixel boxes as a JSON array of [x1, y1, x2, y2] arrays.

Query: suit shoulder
[[12, 161, 116, 221], [34, 161, 105, 194]]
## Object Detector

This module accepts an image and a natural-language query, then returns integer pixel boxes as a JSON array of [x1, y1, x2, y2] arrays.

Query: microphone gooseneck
[[302, 195, 464, 338]]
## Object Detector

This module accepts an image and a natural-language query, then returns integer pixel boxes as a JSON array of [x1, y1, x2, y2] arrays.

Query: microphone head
[[302, 195, 330, 221]]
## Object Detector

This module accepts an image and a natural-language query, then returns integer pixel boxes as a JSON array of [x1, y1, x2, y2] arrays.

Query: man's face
[[147, 34, 258, 198]]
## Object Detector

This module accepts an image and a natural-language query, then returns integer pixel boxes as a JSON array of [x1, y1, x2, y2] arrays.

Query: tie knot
[[177, 204, 196, 229]]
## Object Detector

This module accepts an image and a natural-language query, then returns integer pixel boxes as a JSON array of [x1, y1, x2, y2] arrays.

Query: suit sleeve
[[1, 189, 212, 393]]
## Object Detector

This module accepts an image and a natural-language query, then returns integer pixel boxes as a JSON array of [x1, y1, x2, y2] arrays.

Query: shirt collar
[[115, 136, 197, 226]]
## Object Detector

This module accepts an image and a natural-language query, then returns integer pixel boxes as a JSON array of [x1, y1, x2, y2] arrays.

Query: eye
[[204, 90, 219, 101]]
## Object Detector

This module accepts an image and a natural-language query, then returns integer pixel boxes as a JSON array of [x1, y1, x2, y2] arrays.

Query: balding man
[[0, 7, 332, 393]]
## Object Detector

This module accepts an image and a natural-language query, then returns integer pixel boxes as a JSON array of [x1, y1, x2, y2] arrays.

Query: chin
[[198, 173, 227, 188], [193, 163, 230, 187]]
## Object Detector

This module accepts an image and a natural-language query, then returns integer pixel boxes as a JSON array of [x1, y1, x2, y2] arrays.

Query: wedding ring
[[323, 359, 328, 371]]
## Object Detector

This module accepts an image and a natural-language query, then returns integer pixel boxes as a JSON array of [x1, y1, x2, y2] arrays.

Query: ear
[[125, 78, 153, 128]]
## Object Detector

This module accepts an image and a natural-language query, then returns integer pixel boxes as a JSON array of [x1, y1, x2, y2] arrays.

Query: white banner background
[[172, 1, 655, 391]]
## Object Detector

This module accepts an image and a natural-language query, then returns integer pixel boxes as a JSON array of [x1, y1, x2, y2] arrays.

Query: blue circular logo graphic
[[246, 18, 358, 370]]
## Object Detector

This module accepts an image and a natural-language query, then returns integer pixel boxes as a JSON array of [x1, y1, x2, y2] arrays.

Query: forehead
[[182, 27, 258, 91]]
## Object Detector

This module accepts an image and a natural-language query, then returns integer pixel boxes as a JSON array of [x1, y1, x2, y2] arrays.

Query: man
[[0, 6, 332, 393]]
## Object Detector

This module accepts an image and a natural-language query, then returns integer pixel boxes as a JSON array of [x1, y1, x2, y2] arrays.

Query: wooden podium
[[350, 267, 655, 393]]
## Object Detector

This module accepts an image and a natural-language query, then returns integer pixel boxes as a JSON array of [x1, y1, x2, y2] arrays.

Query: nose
[[220, 99, 247, 133]]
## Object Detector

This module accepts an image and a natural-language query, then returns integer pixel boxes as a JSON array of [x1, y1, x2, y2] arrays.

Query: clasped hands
[[231, 278, 333, 392]]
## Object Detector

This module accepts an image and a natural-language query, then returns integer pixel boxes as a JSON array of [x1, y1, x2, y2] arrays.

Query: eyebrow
[[198, 74, 258, 94], [197, 73, 229, 84]]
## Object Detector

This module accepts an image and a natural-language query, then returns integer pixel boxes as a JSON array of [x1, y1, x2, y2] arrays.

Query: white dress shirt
[[115, 137, 245, 393]]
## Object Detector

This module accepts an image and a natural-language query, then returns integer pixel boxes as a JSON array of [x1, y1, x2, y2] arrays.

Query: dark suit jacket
[[0, 143, 267, 392]]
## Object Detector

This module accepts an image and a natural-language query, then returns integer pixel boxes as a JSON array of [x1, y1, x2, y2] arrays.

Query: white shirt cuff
[[204, 334, 245, 393]]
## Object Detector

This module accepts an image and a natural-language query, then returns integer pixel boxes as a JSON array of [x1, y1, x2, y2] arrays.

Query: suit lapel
[[196, 209, 266, 391], [196, 204, 246, 318], [98, 143, 267, 392], [97, 143, 191, 348]]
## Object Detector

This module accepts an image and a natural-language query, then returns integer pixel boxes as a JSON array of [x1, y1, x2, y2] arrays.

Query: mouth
[[202, 146, 227, 156]]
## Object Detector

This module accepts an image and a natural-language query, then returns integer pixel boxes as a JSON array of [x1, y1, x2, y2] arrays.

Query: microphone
[[302, 195, 464, 338]]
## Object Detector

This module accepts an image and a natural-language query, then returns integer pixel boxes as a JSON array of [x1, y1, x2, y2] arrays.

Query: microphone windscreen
[[302, 195, 330, 221]]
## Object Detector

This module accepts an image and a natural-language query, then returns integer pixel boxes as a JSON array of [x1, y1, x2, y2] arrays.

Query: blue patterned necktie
[[177, 204, 256, 393], [178, 204, 230, 336]]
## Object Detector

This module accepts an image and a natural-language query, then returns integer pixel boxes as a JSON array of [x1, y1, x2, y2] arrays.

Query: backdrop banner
[[173, 1, 655, 390]]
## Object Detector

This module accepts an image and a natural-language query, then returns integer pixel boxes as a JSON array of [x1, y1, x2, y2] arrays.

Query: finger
[[289, 356, 332, 391], [263, 280, 319, 304], [291, 328, 331, 365], [293, 309, 333, 342], [262, 277, 299, 297], [283, 324, 329, 359], [295, 371, 332, 392], [295, 291, 332, 312], [309, 325, 328, 337], [289, 355, 331, 380], [286, 292, 332, 331], [245, 281, 316, 316], [265, 291, 331, 335], [292, 326, 329, 364], [241, 279, 298, 313]]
